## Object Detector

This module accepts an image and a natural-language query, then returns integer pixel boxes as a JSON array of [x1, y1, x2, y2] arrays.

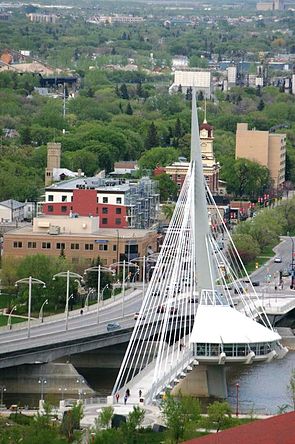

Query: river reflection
[[227, 351, 295, 414]]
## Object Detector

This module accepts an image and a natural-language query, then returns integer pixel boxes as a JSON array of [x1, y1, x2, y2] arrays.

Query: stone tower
[[45, 142, 61, 186]]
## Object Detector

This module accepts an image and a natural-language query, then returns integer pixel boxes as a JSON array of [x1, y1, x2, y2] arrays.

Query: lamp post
[[76, 377, 85, 401], [52, 271, 83, 331], [38, 377, 47, 401], [39, 299, 48, 323], [0, 385, 6, 406], [84, 266, 114, 323], [58, 386, 67, 400], [15, 276, 46, 338], [101, 284, 109, 303], [7, 305, 17, 330], [131, 256, 147, 297], [110, 261, 139, 317], [235, 382, 240, 417], [287, 232, 295, 289]]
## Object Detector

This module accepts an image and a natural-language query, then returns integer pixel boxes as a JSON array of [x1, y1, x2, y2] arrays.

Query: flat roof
[[4, 225, 157, 240], [46, 177, 130, 192]]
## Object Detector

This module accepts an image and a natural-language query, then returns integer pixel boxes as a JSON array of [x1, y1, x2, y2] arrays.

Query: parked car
[[251, 281, 260, 287], [151, 290, 160, 297], [157, 305, 165, 314], [107, 322, 121, 332]]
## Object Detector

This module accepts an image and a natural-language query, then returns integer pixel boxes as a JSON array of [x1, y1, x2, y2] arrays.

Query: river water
[[226, 351, 295, 414]]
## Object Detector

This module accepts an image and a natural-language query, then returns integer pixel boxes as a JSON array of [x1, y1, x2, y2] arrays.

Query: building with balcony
[[235, 123, 286, 188], [41, 176, 160, 230]]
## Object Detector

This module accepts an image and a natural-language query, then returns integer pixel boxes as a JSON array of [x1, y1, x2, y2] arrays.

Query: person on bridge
[[126, 388, 130, 398], [124, 394, 128, 405], [115, 392, 120, 403]]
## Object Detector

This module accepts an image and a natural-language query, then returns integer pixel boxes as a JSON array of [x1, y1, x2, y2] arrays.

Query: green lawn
[[0, 314, 26, 327]]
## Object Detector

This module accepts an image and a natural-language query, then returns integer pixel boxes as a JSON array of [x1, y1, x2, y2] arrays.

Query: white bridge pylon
[[112, 90, 287, 404]]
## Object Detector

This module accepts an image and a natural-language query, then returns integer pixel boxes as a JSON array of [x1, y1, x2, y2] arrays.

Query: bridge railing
[[144, 347, 194, 404], [83, 397, 107, 406]]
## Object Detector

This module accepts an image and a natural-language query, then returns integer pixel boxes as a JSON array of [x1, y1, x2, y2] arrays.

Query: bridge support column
[[171, 365, 227, 399]]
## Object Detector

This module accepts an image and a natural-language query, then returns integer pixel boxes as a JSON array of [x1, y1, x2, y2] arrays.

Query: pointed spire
[[190, 88, 201, 163], [203, 98, 207, 124]]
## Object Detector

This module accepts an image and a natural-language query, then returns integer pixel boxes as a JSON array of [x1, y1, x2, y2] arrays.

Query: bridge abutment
[[171, 365, 227, 398]]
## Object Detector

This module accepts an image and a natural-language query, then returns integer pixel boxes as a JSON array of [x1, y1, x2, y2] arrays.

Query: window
[[56, 242, 65, 250], [103, 197, 108, 204], [85, 244, 94, 250], [13, 241, 22, 248], [48, 195, 54, 202], [62, 195, 67, 202], [99, 244, 108, 251], [28, 242, 36, 248], [61, 206, 67, 213], [102, 207, 108, 214], [113, 245, 117, 251], [42, 242, 51, 249], [116, 208, 121, 214], [71, 243, 79, 250], [115, 218, 121, 225], [48, 205, 54, 212], [116, 197, 122, 204], [102, 218, 108, 224]]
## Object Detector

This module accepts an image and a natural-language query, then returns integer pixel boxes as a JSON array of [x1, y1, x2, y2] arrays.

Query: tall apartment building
[[235, 123, 286, 188]]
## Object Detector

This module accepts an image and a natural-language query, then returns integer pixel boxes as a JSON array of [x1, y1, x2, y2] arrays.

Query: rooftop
[[183, 411, 295, 444], [0, 199, 24, 209]]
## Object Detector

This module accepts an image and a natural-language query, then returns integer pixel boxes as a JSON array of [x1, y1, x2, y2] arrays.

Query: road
[[0, 288, 143, 355]]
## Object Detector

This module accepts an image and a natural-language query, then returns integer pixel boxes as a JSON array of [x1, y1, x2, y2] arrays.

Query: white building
[[0, 199, 24, 223], [169, 70, 212, 98], [227, 66, 237, 86]]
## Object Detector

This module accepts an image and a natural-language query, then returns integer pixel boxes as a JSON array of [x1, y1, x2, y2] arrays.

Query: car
[[234, 287, 244, 294], [134, 312, 145, 320], [151, 290, 160, 297], [190, 297, 199, 303], [251, 281, 260, 287], [274, 257, 282, 263], [107, 322, 121, 332], [170, 306, 178, 315]]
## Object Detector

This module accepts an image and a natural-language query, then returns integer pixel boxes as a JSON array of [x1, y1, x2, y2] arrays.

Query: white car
[[134, 312, 145, 320], [274, 257, 282, 263]]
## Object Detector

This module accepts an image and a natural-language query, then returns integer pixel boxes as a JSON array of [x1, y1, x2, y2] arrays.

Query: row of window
[[194, 342, 275, 357], [46, 206, 122, 220], [13, 241, 118, 251], [47, 195, 123, 205]]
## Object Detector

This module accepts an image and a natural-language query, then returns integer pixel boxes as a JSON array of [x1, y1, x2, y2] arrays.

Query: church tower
[[45, 142, 61, 186], [199, 113, 220, 194]]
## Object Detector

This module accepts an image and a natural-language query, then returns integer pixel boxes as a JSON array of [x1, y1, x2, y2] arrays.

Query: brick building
[[3, 215, 158, 266]]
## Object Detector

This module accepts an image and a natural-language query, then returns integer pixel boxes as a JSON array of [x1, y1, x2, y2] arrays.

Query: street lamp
[[38, 377, 47, 401], [84, 266, 114, 323], [39, 299, 48, 323], [52, 271, 83, 331], [101, 284, 109, 303], [58, 386, 67, 400], [7, 305, 17, 330], [0, 385, 6, 407], [15, 276, 46, 338], [235, 382, 240, 417], [131, 256, 147, 297], [111, 261, 139, 317], [76, 377, 85, 401]]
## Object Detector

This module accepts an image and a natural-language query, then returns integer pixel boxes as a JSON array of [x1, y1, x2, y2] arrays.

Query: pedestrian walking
[[115, 392, 120, 403], [126, 388, 130, 398], [124, 394, 128, 405], [139, 389, 142, 400]]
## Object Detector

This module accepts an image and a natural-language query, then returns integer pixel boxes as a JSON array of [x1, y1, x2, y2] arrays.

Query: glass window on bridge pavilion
[[194, 342, 275, 357]]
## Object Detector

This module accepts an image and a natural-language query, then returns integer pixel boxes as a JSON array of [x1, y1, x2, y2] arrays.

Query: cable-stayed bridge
[[112, 90, 288, 403]]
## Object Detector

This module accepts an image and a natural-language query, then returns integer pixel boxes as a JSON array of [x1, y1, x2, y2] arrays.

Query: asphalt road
[[0, 289, 143, 354]]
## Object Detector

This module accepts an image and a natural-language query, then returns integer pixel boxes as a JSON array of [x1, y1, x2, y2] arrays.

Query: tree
[[206, 401, 232, 432], [288, 369, 295, 410], [161, 393, 201, 443], [257, 99, 265, 111], [177, 84, 182, 93], [126, 102, 133, 115], [138, 147, 179, 171], [95, 406, 114, 430], [144, 122, 158, 149], [185, 87, 192, 101], [231, 234, 260, 264], [174, 118, 182, 138], [125, 406, 145, 432], [61, 402, 83, 442], [153, 174, 178, 202], [119, 84, 129, 100]]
